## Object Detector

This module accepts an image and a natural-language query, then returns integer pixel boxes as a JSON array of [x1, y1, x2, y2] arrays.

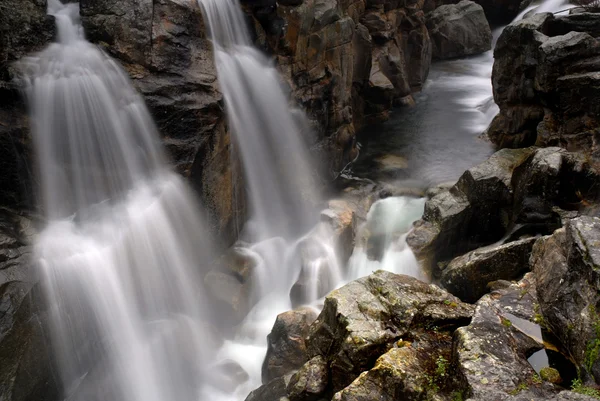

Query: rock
[[532, 217, 600, 385], [332, 332, 453, 401], [320, 199, 357, 265], [0, 0, 55, 210], [306, 270, 474, 391], [472, 0, 532, 24], [286, 356, 329, 401], [452, 274, 560, 400], [0, 211, 57, 401], [407, 148, 535, 274], [245, 374, 293, 401], [540, 367, 562, 384], [426, 0, 492, 60], [80, 0, 245, 245], [262, 308, 318, 384], [490, 11, 600, 155], [441, 237, 537, 303], [204, 270, 251, 325]]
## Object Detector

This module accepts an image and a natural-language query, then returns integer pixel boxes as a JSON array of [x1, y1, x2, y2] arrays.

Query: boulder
[[0, 211, 57, 401], [426, 0, 492, 60], [306, 270, 474, 391], [532, 217, 600, 385], [286, 356, 329, 401], [490, 11, 600, 155], [441, 237, 537, 303], [262, 308, 318, 384], [407, 148, 535, 274], [453, 274, 565, 400]]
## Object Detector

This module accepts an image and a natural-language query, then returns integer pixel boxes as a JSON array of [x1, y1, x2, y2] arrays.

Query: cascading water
[[198, 0, 342, 400], [20, 1, 215, 400]]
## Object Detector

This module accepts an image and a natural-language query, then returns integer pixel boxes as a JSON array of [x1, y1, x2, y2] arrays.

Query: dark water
[[352, 53, 498, 188]]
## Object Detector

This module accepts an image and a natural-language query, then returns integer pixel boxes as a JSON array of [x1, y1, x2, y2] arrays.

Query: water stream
[[21, 2, 215, 400], [22, 0, 575, 400]]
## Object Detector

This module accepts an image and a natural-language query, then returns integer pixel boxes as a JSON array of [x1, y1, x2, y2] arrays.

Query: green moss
[[443, 300, 458, 308], [539, 367, 561, 384], [533, 314, 545, 326], [584, 307, 600, 371], [451, 391, 464, 401], [501, 317, 512, 328], [508, 383, 528, 395], [531, 373, 543, 385], [572, 378, 600, 399]]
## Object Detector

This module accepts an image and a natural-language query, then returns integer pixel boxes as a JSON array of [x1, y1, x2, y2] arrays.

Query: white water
[[347, 197, 428, 283], [21, 2, 216, 400], [199, 0, 343, 400]]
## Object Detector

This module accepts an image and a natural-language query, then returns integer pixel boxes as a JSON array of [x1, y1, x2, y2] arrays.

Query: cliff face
[[489, 12, 600, 157], [79, 0, 246, 245], [248, 0, 432, 176]]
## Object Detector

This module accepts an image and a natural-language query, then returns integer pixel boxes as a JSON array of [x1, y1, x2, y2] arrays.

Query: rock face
[[426, 0, 492, 60], [490, 12, 600, 157], [407, 146, 599, 277], [253, 0, 432, 175], [532, 217, 600, 385], [0, 0, 55, 210], [79, 0, 245, 245], [0, 211, 57, 401]]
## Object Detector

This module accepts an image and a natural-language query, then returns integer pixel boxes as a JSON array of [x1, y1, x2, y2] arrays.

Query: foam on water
[[22, 1, 215, 400]]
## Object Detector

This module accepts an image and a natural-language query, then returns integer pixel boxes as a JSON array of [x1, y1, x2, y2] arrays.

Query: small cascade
[[198, 0, 342, 400], [21, 1, 215, 400], [347, 197, 428, 282]]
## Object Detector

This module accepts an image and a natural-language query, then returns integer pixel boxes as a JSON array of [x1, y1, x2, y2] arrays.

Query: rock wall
[[248, 0, 433, 176], [80, 0, 246, 245], [489, 12, 600, 157]]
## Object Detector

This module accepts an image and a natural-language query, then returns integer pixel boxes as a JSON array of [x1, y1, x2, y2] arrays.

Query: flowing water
[[21, 0, 576, 400], [21, 1, 215, 400], [199, 0, 342, 400]]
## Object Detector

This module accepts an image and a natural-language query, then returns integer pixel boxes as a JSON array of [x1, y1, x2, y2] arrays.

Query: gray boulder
[[532, 217, 600, 385], [441, 237, 537, 303], [426, 0, 492, 60], [307, 270, 474, 391]]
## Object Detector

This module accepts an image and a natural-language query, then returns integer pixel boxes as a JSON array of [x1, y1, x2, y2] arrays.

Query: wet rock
[[0, 211, 57, 401], [0, 0, 55, 210], [262, 308, 318, 384], [80, 0, 245, 245], [245, 374, 293, 401], [307, 270, 474, 391], [320, 199, 357, 266], [452, 274, 560, 400], [203, 270, 251, 324], [490, 11, 600, 155], [426, 1, 492, 60], [332, 333, 453, 401], [286, 356, 329, 401], [472, 0, 532, 24], [532, 217, 600, 385], [441, 237, 537, 303], [407, 148, 535, 274]]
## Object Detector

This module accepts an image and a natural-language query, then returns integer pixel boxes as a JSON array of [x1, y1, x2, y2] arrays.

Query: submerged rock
[[262, 308, 318, 384], [426, 1, 492, 60]]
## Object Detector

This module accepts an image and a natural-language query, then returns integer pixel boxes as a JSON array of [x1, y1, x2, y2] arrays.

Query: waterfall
[[198, 0, 343, 399], [20, 1, 215, 400]]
